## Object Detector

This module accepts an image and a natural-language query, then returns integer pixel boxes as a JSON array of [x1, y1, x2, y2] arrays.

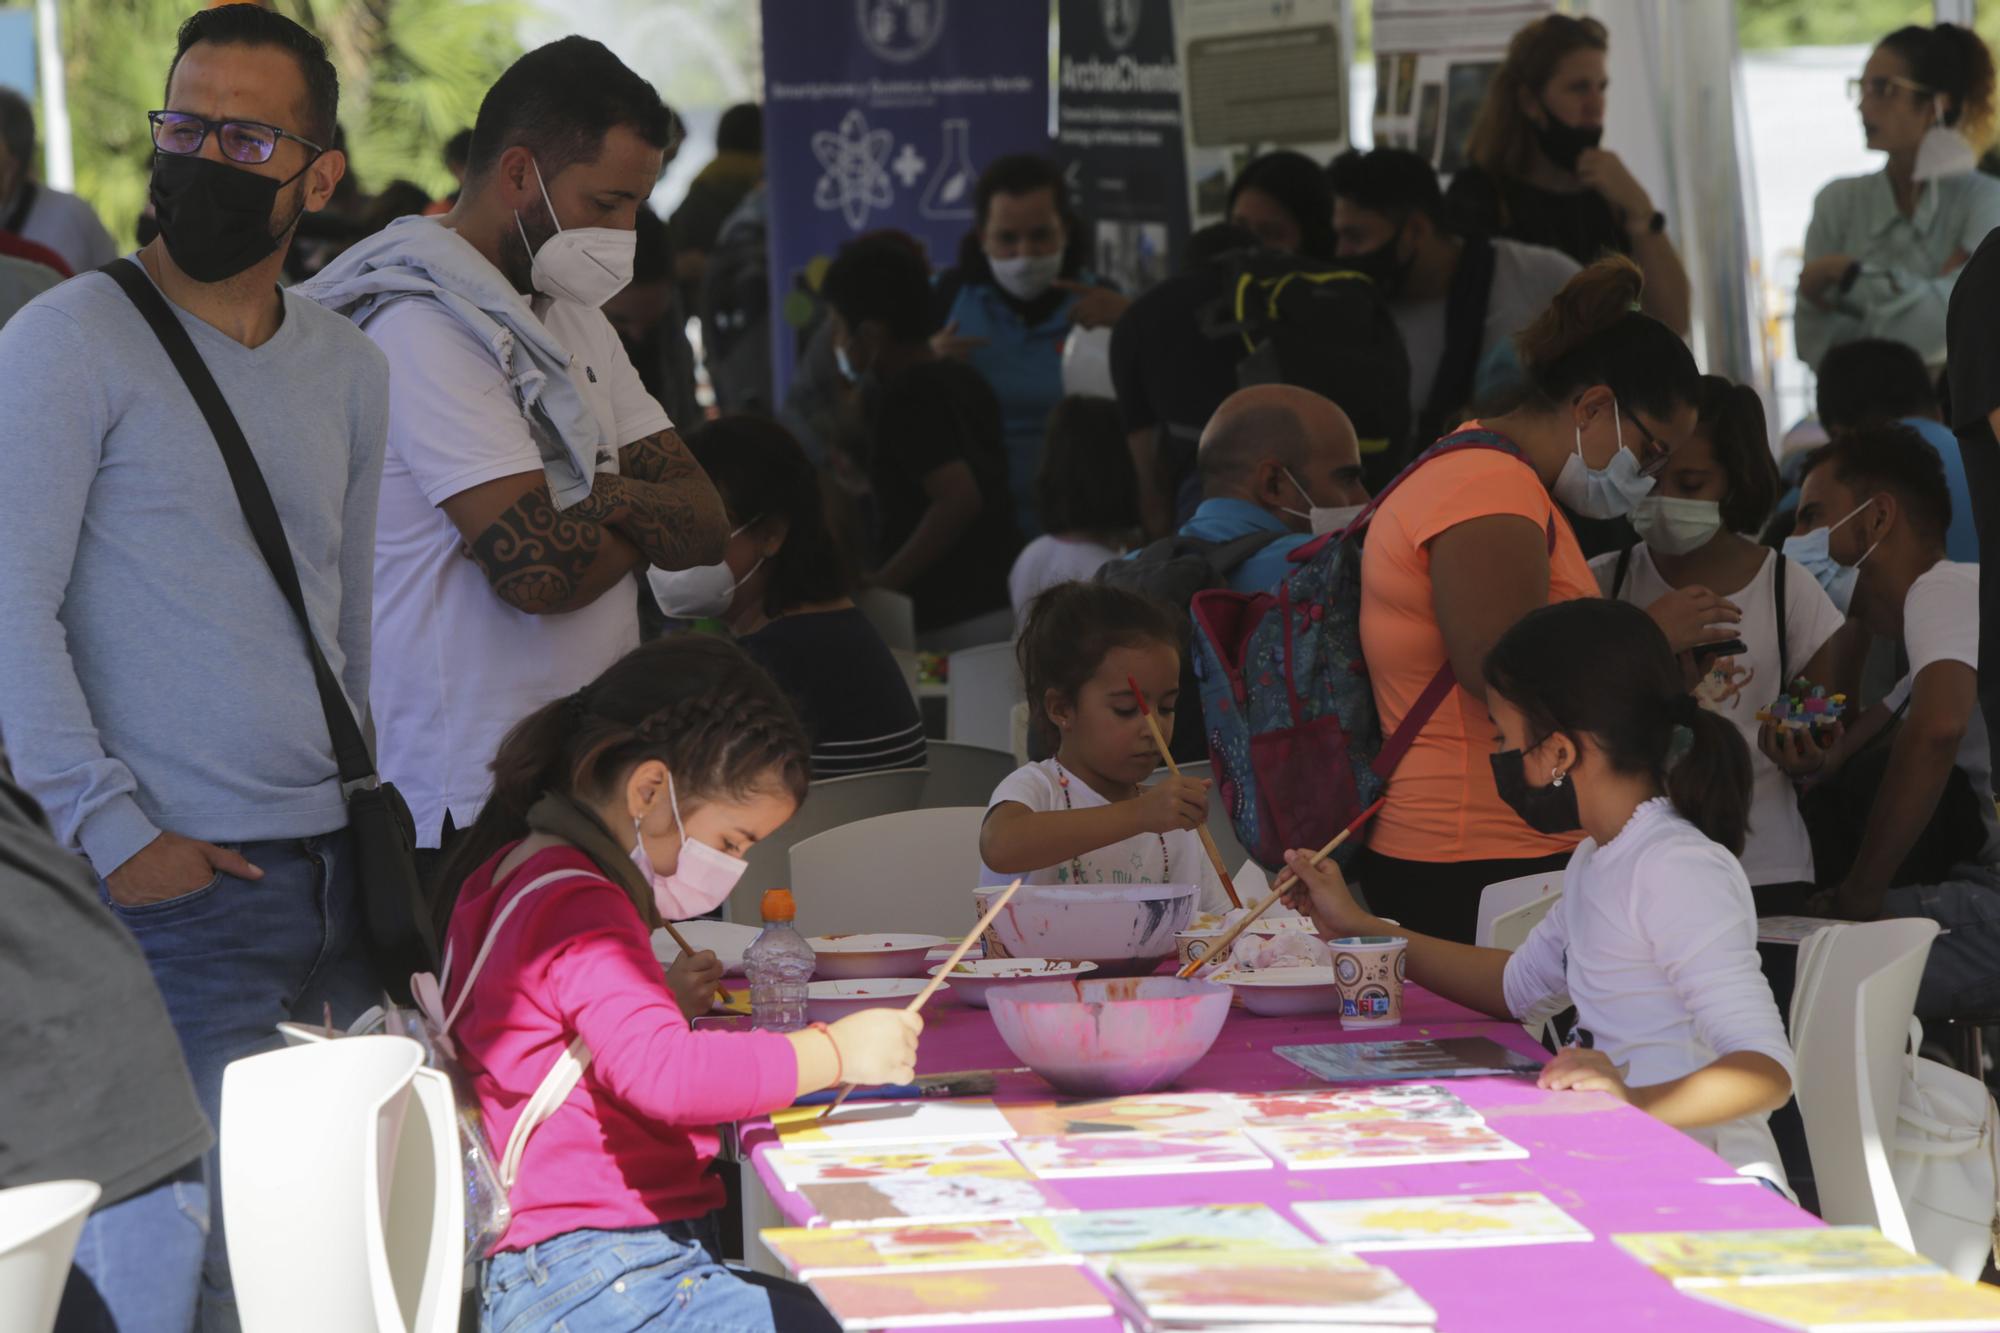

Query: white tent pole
[[33, 0, 73, 190]]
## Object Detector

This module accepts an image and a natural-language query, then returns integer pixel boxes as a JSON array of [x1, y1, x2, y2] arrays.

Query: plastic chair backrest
[[856, 587, 916, 652], [1474, 873, 1564, 949], [788, 807, 989, 937], [382, 1068, 462, 1333], [920, 741, 1016, 810], [1486, 893, 1562, 954], [1791, 918, 1940, 1250], [946, 642, 1023, 754], [0, 1179, 101, 1333], [728, 768, 927, 922], [222, 1035, 425, 1332]]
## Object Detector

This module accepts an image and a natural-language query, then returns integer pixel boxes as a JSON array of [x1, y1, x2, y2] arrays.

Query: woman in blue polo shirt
[[934, 155, 1127, 538]]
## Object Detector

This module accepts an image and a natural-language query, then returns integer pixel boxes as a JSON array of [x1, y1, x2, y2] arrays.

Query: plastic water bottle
[[745, 888, 815, 1032]]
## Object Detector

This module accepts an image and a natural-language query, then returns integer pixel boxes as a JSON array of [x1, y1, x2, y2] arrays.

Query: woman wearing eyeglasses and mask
[[1796, 24, 2000, 373], [649, 415, 926, 781], [1356, 257, 1707, 944], [1443, 14, 1690, 336]]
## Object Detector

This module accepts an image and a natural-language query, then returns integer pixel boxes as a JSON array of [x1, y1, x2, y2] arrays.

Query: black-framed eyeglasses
[[1626, 409, 1672, 478], [148, 110, 323, 165], [1847, 74, 1929, 105]]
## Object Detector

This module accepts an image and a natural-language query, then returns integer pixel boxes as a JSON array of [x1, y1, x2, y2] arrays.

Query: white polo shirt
[[363, 286, 671, 845]]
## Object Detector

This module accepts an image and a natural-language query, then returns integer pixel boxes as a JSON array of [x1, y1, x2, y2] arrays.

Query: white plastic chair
[[919, 741, 1017, 810], [855, 587, 916, 652], [0, 1179, 101, 1333], [1475, 873, 1564, 950], [222, 1035, 428, 1333], [728, 768, 928, 922], [946, 642, 1022, 755], [788, 807, 989, 937], [1790, 918, 1942, 1254]]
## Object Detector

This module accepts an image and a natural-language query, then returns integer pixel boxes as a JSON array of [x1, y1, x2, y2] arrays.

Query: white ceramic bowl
[[807, 933, 951, 981], [974, 883, 1200, 975], [923, 958, 1099, 1008], [1209, 964, 1344, 1017], [651, 920, 761, 975], [804, 978, 938, 1023]]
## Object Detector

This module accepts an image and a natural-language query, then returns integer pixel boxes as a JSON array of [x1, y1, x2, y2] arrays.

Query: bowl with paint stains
[[987, 975, 1232, 1096], [973, 883, 1200, 976]]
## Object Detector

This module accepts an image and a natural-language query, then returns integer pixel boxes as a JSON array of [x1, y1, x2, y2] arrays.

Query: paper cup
[[1329, 935, 1406, 1027]]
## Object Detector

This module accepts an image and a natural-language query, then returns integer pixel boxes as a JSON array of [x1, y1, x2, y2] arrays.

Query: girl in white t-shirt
[[979, 583, 1222, 908], [1281, 598, 1797, 1187], [1591, 376, 1857, 907], [1006, 397, 1140, 616]]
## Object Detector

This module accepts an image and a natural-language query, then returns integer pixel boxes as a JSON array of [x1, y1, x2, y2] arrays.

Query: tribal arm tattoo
[[611, 427, 730, 570]]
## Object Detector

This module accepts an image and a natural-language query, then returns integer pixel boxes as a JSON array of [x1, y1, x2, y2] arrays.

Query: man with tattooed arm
[[304, 39, 728, 884]]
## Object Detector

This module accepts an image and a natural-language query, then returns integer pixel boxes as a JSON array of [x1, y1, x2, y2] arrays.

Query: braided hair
[[436, 636, 810, 912]]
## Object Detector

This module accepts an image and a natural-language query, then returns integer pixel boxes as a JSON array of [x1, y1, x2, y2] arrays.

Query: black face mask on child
[[1489, 742, 1582, 835]]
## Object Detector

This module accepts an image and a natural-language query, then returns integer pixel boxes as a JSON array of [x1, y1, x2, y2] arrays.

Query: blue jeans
[[55, 1167, 208, 1333], [482, 1222, 837, 1333], [1882, 869, 2000, 1019], [103, 831, 379, 1333]]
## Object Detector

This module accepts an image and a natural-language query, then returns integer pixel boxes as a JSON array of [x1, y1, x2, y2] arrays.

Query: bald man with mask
[[1182, 384, 1370, 593], [1102, 385, 1368, 762]]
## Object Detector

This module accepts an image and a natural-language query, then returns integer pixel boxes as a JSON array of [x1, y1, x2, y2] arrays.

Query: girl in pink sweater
[[432, 636, 920, 1332]]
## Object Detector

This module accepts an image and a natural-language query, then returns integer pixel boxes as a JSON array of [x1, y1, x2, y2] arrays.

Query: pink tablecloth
[[739, 986, 1816, 1332]]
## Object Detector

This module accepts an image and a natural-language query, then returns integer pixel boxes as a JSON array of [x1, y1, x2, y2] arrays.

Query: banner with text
[[762, 0, 1051, 395], [1056, 0, 1189, 295]]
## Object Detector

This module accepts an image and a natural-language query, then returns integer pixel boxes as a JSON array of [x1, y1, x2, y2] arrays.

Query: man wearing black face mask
[[1330, 150, 1578, 451], [0, 7, 389, 1326], [300, 39, 729, 897]]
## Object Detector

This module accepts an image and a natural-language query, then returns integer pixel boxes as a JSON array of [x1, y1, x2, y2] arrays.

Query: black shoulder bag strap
[[1612, 542, 1635, 601], [1772, 549, 1790, 682], [1419, 232, 1499, 448], [98, 258, 437, 985], [3, 181, 37, 235]]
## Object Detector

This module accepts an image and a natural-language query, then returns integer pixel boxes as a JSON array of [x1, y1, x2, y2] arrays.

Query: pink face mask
[[630, 773, 749, 920]]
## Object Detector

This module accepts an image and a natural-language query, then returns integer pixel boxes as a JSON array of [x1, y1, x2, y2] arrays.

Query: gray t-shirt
[[0, 262, 389, 874], [0, 765, 211, 1205], [1390, 236, 1581, 418]]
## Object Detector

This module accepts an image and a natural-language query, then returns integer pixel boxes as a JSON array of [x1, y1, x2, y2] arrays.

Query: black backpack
[[1097, 530, 1289, 764], [1203, 249, 1414, 491]]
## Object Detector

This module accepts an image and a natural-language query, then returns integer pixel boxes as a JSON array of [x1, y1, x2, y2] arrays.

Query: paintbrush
[[1128, 675, 1243, 909], [1176, 797, 1385, 979], [818, 879, 1021, 1120], [658, 919, 733, 1010]]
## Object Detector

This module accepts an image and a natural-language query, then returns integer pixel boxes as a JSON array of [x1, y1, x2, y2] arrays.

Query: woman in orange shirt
[[1358, 257, 1717, 941]]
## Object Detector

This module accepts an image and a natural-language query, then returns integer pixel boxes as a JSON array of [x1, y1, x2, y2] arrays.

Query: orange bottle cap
[[760, 888, 796, 922]]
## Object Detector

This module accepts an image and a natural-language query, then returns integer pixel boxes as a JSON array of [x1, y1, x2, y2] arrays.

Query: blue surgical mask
[[1551, 397, 1654, 520], [834, 343, 859, 386], [1782, 499, 1879, 614]]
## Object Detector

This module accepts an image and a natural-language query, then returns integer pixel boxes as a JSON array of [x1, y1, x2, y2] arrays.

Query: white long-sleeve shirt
[[1503, 798, 1796, 1184]]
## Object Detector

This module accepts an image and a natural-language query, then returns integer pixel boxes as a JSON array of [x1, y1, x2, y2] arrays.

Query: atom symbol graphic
[[812, 109, 895, 231]]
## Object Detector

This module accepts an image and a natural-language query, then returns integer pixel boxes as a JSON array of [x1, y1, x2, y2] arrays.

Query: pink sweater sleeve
[[533, 883, 799, 1127]]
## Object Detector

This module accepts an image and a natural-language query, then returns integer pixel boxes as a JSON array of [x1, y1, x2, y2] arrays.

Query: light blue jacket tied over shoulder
[[297, 214, 609, 510]]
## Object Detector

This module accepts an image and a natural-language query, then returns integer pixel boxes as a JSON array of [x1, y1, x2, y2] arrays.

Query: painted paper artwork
[[1007, 1129, 1275, 1178], [1109, 1253, 1437, 1326], [797, 1175, 1070, 1228], [999, 1092, 1244, 1137], [808, 1263, 1113, 1329], [772, 1098, 1017, 1149], [1294, 1191, 1591, 1250], [1615, 1227, 1943, 1285], [1684, 1275, 2000, 1331], [1276, 1037, 1541, 1083], [768, 1141, 1028, 1193], [1226, 1084, 1482, 1126], [1023, 1203, 1318, 1258], [1248, 1117, 1529, 1169], [759, 1219, 1069, 1278]]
